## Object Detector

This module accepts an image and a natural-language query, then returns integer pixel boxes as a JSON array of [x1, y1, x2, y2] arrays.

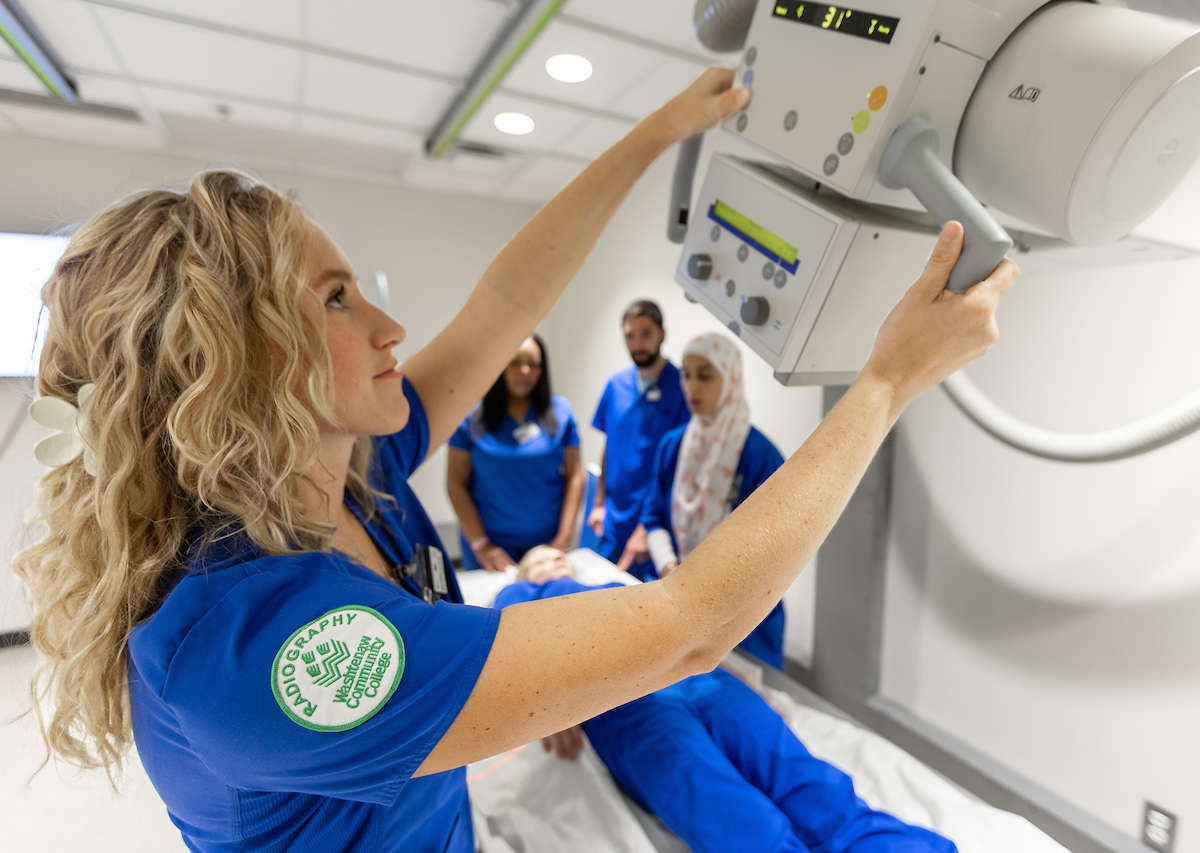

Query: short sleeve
[[591, 381, 612, 434], [160, 559, 500, 805], [554, 397, 580, 448], [448, 414, 476, 452], [376, 377, 432, 479], [639, 432, 676, 534]]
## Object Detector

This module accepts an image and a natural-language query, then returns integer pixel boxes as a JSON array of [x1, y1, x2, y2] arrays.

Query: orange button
[[869, 85, 888, 111]]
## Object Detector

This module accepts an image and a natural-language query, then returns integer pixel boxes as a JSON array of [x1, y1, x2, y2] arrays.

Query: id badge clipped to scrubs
[[513, 421, 542, 444], [397, 545, 450, 604], [645, 387, 662, 402]]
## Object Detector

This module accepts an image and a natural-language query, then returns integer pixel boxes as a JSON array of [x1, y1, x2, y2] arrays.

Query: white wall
[[880, 162, 1200, 850]]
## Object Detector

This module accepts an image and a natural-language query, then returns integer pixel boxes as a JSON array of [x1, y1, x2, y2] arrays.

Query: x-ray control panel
[[675, 155, 940, 384]]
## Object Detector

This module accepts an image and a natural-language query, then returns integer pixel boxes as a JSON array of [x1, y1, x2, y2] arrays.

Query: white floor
[[0, 644, 188, 853]]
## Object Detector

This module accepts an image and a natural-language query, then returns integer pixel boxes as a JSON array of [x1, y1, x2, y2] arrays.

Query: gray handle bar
[[667, 135, 704, 244], [877, 117, 1012, 294]]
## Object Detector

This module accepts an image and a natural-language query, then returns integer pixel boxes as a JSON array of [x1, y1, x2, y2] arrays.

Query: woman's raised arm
[[413, 223, 1016, 776], [402, 70, 750, 455]]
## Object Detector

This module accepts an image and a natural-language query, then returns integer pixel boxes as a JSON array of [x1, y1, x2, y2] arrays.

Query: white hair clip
[[29, 383, 97, 475]]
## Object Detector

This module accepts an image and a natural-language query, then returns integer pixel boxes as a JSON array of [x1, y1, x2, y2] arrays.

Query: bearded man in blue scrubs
[[588, 301, 690, 580]]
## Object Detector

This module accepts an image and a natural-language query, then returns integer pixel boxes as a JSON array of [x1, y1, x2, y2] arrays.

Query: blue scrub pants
[[584, 670, 957, 853]]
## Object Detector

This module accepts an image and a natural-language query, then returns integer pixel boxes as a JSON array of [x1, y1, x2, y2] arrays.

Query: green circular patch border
[[271, 605, 406, 732]]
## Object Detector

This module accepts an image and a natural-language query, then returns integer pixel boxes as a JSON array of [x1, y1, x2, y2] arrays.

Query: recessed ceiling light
[[546, 54, 593, 83], [494, 112, 535, 135]]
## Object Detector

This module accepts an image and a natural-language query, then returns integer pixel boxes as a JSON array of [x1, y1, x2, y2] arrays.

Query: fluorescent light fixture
[[545, 53, 592, 83], [425, 0, 567, 157], [0, 0, 77, 102], [494, 112, 535, 135]]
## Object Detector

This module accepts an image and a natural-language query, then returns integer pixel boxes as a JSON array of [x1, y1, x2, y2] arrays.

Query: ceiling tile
[[1, 102, 164, 150], [95, 7, 302, 104], [563, 0, 725, 58], [18, 0, 125, 75], [606, 56, 706, 119], [74, 74, 141, 108], [307, 0, 509, 79], [142, 85, 297, 132], [552, 115, 634, 160], [458, 91, 586, 153], [299, 113, 423, 152], [303, 54, 457, 131], [403, 158, 505, 198], [162, 114, 409, 180], [502, 20, 662, 114], [106, 0, 306, 41], [0, 57, 44, 94]]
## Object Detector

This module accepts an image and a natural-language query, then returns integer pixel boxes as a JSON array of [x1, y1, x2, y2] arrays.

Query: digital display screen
[[708, 201, 799, 273], [771, 3, 899, 44]]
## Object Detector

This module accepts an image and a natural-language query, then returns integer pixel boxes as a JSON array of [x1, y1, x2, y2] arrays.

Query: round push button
[[687, 254, 713, 280], [745, 46, 757, 66], [737, 245, 749, 262], [784, 110, 798, 131], [838, 132, 854, 155], [710, 225, 721, 242], [852, 109, 870, 134], [736, 113, 749, 132], [774, 269, 787, 288], [762, 261, 775, 279], [823, 154, 839, 175], [725, 279, 737, 297], [869, 85, 887, 111], [740, 297, 770, 326]]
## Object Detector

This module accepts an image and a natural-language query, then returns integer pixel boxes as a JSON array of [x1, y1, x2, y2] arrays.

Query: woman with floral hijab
[[641, 332, 786, 667]]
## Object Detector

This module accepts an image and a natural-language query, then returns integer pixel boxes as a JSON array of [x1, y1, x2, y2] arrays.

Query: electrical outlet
[[1142, 802, 1177, 853]]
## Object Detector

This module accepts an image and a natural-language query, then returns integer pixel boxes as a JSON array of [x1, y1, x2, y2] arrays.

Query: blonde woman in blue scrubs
[[17, 67, 1015, 853]]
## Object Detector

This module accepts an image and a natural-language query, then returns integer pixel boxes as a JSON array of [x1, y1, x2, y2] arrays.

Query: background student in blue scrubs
[[641, 332, 787, 668], [447, 334, 584, 572], [588, 301, 689, 579], [495, 549, 959, 853], [18, 61, 1015, 853]]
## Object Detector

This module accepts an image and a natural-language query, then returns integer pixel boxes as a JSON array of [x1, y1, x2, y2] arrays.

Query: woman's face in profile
[[681, 355, 723, 417], [307, 225, 411, 439]]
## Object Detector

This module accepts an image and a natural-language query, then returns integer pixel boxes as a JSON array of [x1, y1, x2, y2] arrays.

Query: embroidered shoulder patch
[[271, 605, 405, 732]]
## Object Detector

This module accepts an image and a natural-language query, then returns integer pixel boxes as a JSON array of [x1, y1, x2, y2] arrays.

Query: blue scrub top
[[640, 423, 787, 667], [449, 395, 578, 562], [128, 378, 500, 853], [591, 362, 689, 560]]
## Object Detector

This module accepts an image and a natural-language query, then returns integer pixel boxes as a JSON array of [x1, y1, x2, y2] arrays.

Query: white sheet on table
[[456, 548, 639, 609], [464, 552, 1068, 853]]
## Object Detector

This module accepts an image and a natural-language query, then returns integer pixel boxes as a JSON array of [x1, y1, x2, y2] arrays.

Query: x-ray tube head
[[955, 2, 1200, 245]]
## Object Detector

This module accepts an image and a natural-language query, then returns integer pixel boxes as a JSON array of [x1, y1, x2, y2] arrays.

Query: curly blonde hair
[[15, 170, 381, 780]]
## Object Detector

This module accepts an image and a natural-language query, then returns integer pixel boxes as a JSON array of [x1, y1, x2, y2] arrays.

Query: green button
[[852, 109, 870, 134]]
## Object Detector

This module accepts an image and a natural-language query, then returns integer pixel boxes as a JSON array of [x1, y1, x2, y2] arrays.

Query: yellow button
[[852, 109, 870, 133], [869, 85, 888, 111]]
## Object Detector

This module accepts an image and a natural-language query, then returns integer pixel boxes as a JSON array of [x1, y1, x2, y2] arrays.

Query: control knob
[[687, 253, 713, 280], [740, 296, 770, 326]]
